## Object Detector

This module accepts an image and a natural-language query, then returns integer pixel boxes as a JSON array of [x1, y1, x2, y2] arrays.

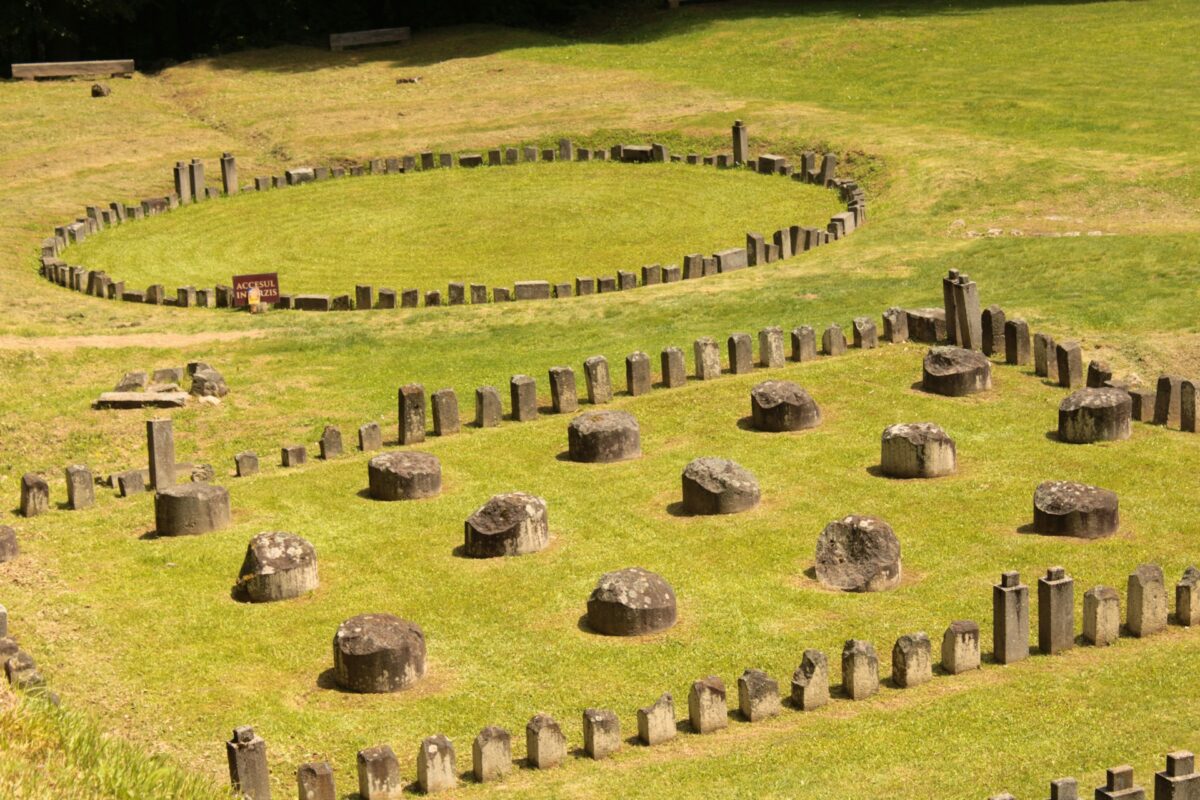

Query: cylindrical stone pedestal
[[237, 531, 318, 602], [681, 457, 760, 515], [921, 347, 992, 396], [586, 567, 677, 636], [567, 411, 641, 463], [154, 483, 231, 536], [463, 493, 549, 557], [1058, 388, 1132, 443], [750, 381, 821, 432], [333, 613, 426, 693], [367, 452, 442, 500], [880, 423, 956, 478], [1032, 480, 1119, 538]]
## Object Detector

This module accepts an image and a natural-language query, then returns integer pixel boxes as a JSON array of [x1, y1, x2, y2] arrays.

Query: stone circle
[[567, 410, 641, 463], [1058, 387, 1131, 443], [880, 423, 956, 478], [332, 613, 426, 693], [1032, 480, 1119, 538], [236, 531, 318, 602], [680, 457, 760, 515], [815, 515, 902, 592], [921, 347, 992, 396], [154, 483, 231, 536], [367, 451, 442, 500], [463, 492, 549, 558], [586, 567, 677, 636], [749, 380, 821, 432]]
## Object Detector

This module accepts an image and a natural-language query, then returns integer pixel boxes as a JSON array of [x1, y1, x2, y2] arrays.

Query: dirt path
[[0, 329, 267, 351]]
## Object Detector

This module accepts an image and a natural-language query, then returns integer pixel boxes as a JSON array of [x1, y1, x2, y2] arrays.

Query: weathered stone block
[[822, 324, 846, 356], [981, 305, 1005, 357], [1177, 567, 1200, 627], [319, 425, 343, 459], [993, 571, 1030, 664], [661, 347, 686, 388], [281, 445, 307, 467], [464, 493, 548, 558], [853, 317, 878, 349], [941, 620, 980, 674], [922, 347, 992, 396], [416, 735, 456, 794], [474, 386, 501, 428], [525, 714, 566, 769], [682, 457, 760, 515], [880, 423, 956, 478], [626, 352, 651, 396], [1037, 567, 1075, 655], [1154, 374, 1184, 427], [791, 326, 817, 362], [1127, 564, 1167, 638], [688, 676, 727, 733], [147, 418, 176, 489], [1083, 585, 1120, 646], [336, 614, 425, 693], [548, 367, 578, 413], [472, 727, 511, 783], [815, 515, 901, 592], [368, 452, 441, 501], [296, 762, 335, 800], [568, 411, 640, 462], [751, 380, 821, 432], [65, 464, 94, 510], [155, 483, 231, 536], [510, 375, 537, 421], [841, 639, 879, 700], [694, 337, 721, 380], [738, 669, 780, 721], [790, 650, 829, 710], [237, 531, 318, 602], [582, 709, 620, 759], [358, 422, 383, 452], [356, 745, 402, 800], [891, 632, 932, 688], [226, 726, 270, 800], [398, 384, 426, 445], [1058, 388, 1131, 443], [1004, 318, 1031, 365], [1032, 480, 1119, 538], [431, 389, 459, 436]]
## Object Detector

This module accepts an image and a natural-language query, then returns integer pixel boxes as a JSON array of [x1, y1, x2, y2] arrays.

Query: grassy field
[[1, 0, 1198, 798]]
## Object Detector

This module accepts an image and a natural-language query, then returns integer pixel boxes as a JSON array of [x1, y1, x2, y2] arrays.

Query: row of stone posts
[[989, 753, 1200, 799]]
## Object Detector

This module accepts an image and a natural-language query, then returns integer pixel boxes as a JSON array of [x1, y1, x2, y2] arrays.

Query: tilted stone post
[[993, 571, 1029, 664], [226, 726, 270, 800]]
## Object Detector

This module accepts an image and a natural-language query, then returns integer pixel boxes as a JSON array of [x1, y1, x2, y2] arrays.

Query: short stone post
[[174, 162, 192, 205], [790, 649, 829, 710], [510, 375, 537, 421], [728, 333, 753, 374], [1155, 751, 1200, 799], [318, 426, 343, 459], [732, 119, 748, 165], [1034, 333, 1058, 380], [1082, 586, 1121, 646], [694, 337, 721, 380], [582, 709, 620, 759], [1182, 379, 1196, 433], [661, 347, 686, 388], [355, 284, 373, 310], [147, 418, 176, 489], [296, 762, 335, 800], [220, 153, 238, 195], [1037, 567, 1074, 655], [472, 727, 511, 783], [1095, 765, 1144, 800], [398, 384, 426, 445], [626, 352, 651, 395], [281, 445, 306, 467], [583, 356, 613, 403], [688, 676, 727, 733], [1127, 564, 1167, 637], [189, 158, 206, 201], [737, 669, 780, 721], [525, 714, 566, 769], [1154, 374, 1184, 427], [226, 726, 270, 800], [65, 464, 94, 510], [636, 693, 675, 745], [357, 745, 402, 800], [1056, 341, 1084, 388], [993, 571, 1030, 664], [1048, 778, 1078, 799], [234, 452, 258, 478], [416, 735, 456, 794], [430, 389, 459, 436], [791, 326, 817, 362], [549, 367, 578, 413], [358, 422, 383, 451], [758, 327, 785, 367], [841, 639, 878, 700], [882, 308, 908, 344], [891, 633, 932, 688], [981, 305, 1005, 356], [852, 317, 877, 349], [941, 621, 980, 673], [821, 324, 846, 356], [474, 386, 501, 427], [1004, 318, 1031, 365], [1177, 567, 1200, 626]]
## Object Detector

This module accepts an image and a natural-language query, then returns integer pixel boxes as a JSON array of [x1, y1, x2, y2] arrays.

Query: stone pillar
[[173, 162, 192, 205], [355, 284, 373, 310], [1083, 586, 1120, 646], [791, 326, 817, 362], [891, 633, 932, 688], [416, 735, 456, 794], [1155, 751, 1200, 799], [0, 604, 7, 638], [1178, 567, 1200, 626], [583, 356, 612, 404], [297, 762, 335, 800], [636, 693, 675, 745], [397, 384, 426, 445], [1182, 379, 1196, 433], [818, 152, 836, 185], [727, 333, 753, 374], [981, 305, 1005, 356], [993, 571, 1029, 664], [852, 317, 878, 349], [472, 727, 511, 783], [1048, 778, 1078, 799], [226, 726, 270, 800], [882, 308, 908, 344], [841, 639, 878, 700], [1037, 566, 1074, 655], [220, 153, 238, 195], [525, 714, 566, 769], [953, 274, 983, 351], [510, 375, 537, 421], [941, 621, 980, 674], [821, 324, 846, 356], [65, 464, 94, 510], [582, 709, 620, 759], [475, 386, 501, 427], [694, 337, 721, 380], [549, 367, 578, 413], [758, 327, 785, 367], [1154, 374, 1184, 427], [357, 745, 401, 800], [1095, 765, 1143, 800], [688, 676, 727, 733], [431, 389, 459, 436], [737, 669, 780, 721], [189, 158, 205, 201], [1056, 341, 1083, 388], [661, 347, 686, 388], [1127, 564, 1167, 637], [942, 269, 960, 345], [1004, 318, 1031, 365], [790, 649, 829, 710], [731, 119, 748, 165], [147, 418, 175, 489], [358, 423, 383, 452], [625, 352, 652, 396]]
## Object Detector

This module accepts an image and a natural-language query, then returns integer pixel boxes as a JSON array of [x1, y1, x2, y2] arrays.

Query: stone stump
[[727, 333, 753, 374], [694, 337, 721, 380], [583, 356, 612, 404], [226, 726, 270, 800], [1178, 567, 1200, 627], [568, 410, 641, 463], [367, 452, 442, 500], [922, 347, 992, 396], [626, 352, 651, 396], [237, 531, 318, 602], [790, 650, 829, 710], [1087, 360, 1113, 388], [319, 425, 344, 458], [941, 621, 980, 674], [472, 727, 511, 783], [681, 457, 760, 514], [510, 375, 537, 421], [661, 347, 686, 388], [1058, 388, 1131, 443], [235, 452, 259, 477], [416, 735, 456, 794], [333, 613, 426, 692], [525, 714, 566, 769], [431, 390, 459, 436], [1037, 567, 1075, 655], [356, 745, 401, 800], [821, 324, 847, 356], [1127, 564, 1167, 638], [750, 380, 821, 432], [586, 567, 677, 635], [891, 632, 932, 688], [791, 326, 817, 362], [474, 386, 501, 427], [0, 526, 17, 563], [1032, 480, 1119, 538], [463, 492, 549, 557], [358, 422, 383, 451], [880, 423, 956, 478], [841, 639, 878, 700], [582, 709, 620, 759], [155, 483, 231, 535], [688, 676, 727, 733], [882, 308, 908, 344], [852, 317, 877, 349], [1083, 586, 1120, 646], [20, 473, 49, 517], [65, 464, 94, 510], [637, 693, 675, 745], [905, 308, 947, 343], [814, 515, 902, 592], [1056, 341, 1084, 388], [758, 327, 785, 367], [296, 762, 335, 800], [281, 445, 307, 467], [737, 669, 780, 721], [548, 367, 578, 413]]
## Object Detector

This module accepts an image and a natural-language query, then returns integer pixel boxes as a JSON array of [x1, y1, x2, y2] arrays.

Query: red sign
[[232, 273, 280, 307]]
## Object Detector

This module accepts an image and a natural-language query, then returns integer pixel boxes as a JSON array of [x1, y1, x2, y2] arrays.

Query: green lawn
[[0, 0, 1198, 798]]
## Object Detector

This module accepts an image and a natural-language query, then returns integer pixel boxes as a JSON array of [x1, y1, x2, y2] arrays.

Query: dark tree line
[[1, 0, 617, 71]]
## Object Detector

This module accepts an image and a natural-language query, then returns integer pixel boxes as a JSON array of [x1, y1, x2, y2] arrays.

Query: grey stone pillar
[[431, 389, 459, 436], [942, 269, 960, 345], [510, 375, 537, 421], [731, 119, 748, 165], [841, 639, 878, 700], [1005, 318, 1031, 365], [173, 162, 192, 205], [661, 347, 686, 388], [993, 570, 1029, 664], [1037, 566, 1074, 655], [1127, 563, 1167, 637], [188, 158, 205, 201], [297, 762, 335, 800], [65, 464, 94, 510], [549, 367, 578, 413], [1056, 341, 1083, 388], [220, 153, 238, 195], [583, 356, 612, 404], [981, 305, 1005, 356], [1095, 765, 1143, 799], [626, 352, 651, 396], [397, 384, 426, 445], [226, 726, 270, 800], [474, 386, 501, 428], [147, 419, 175, 489], [1155, 751, 1200, 799]]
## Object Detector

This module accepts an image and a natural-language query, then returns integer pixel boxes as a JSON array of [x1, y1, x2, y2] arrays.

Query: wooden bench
[[11, 59, 135, 80], [329, 27, 411, 51]]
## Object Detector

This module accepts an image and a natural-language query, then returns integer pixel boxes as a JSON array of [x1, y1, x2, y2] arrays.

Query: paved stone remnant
[[431, 389, 459, 436], [1056, 341, 1084, 389], [626, 352, 652, 395], [841, 639, 879, 700], [226, 726, 270, 800], [0, 526, 17, 563], [1083, 586, 1120, 646], [510, 375, 537, 421], [334, 614, 425, 692], [750, 380, 821, 432], [281, 445, 307, 467], [1095, 765, 1144, 800], [941, 621, 980, 674], [525, 714, 566, 769], [190, 367, 228, 398], [727, 333, 753, 374], [625, 690, 675, 749], [880, 423, 956, 478], [1005, 319, 1031, 365], [922, 347, 992, 396], [582, 709, 620, 759], [1178, 567, 1200, 627], [906, 308, 947, 344], [882, 308, 909, 344], [474, 386, 501, 427], [64, 464, 94, 510], [688, 676, 727, 733], [587, 567, 677, 635], [1032, 480, 1119, 538], [549, 367, 578, 413], [358, 422, 383, 452], [981, 305, 1006, 357], [583, 356, 612, 404], [368, 452, 442, 500], [681, 457, 760, 515], [1155, 751, 1200, 799], [993, 571, 1030, 665], [319, 425, 344, 459], [1058, 388, 1131, 443], [791, 326, 817, 361], [694, 337, 721, 380], [790, 650, 829, 710], [1154, 374, 1184, 427], [1127, 564, 1167, 638], [296, 762, 335, 800], [738, 669, 781, 721], [661, 347, 686, 388], [822, 324, 847, 356], [853, 317, 878, 349], [891, 632, 932, 688], [398, 384, 426, 445], [147, 418, 175, 489], [155, 483, 231, 535], [758, 326, 785, 367], [568, 410, 641, 462], [464, 492, 549, 558], [117, 470, 145, 496], [416, 734, 455, 794], [237, 531, 318, 602], [815, 515, 902, 592], [1038, 567, 1075, 655], [472, 727, 511, 783], [356, 745, 401, 800]]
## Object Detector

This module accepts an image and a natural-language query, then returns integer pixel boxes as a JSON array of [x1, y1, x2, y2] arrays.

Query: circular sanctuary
[[40, 122, 865, 312]]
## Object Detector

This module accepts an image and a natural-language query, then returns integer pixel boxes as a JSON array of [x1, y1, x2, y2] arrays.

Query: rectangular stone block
[[1096, 765, 1145, 799], [226, 726, 270, 800], [582, 709, 620, 760], [660, 347, 686, 388], [941, 621, 980, 674], [683, 253, 705, 279], [357, 745, 402, 800], [146, 418, 175, 489], [764, 243, 780, 262], [694, 337, 720, 380], [1083, 585, 1120, 646], [852, 317, 878, 349], [597, 276, 617, 293], [583, 356, 612, 404], [636, 693, 675, 745], [882, 308, 909, 344], [294, 294, 331, 311], [1056, 341, 1083, 388], [400, 289, 418, 308], [575, 277, 595, 295], [746, 233, 765, 266], [472, 727, 510, 783], [439, 153, 452, 168], [981, 305, 1005, 356], [398, 384, 426, 444], [1128, 564, 1167, 637], [470, 284, 488, 304], [841, 640, 879, 700], [1037, 566, 1074, 655], [117, 470, 145, 497], [617, 270, 637, 290], [1034, 333, 1059, 381], [281, 444, 307, 467], [791, 326, 817, 362], [993, 571, 1030, 664], [790, 649, 829, 710], [355, 284, 373, 310], [525, 714, 565, 769], [474, 386, 501, 427], [1005, 319, 1031, 365], [431, 389, 459, 436], [459, 154, 483, 168], [297, 762, 335, 800], [737, 669, 781, 721], [1154, 374, 1184, 427], [553, 282, 571, 298], [234, 452, 259, 477], [510, 375, 537, 421], [758, 327, 785, 368], [891, 633, 932, 688], [1177, 568, 1200, 626], [447, 282, 466, 305], [688, 676, 727, 734], [642, 264, 662, 285], [505, 148, 519, 165], [425, 290, 441, 307], [1155, 751, 1200, 800], [822, 324, 847, 356], [662, 265, 681, 282], [728, 333, 753, 374], [377, 288, 396, 309], [715, 247, 748, 272], [548, 367, 578, 413], [626, 352, 651, 396], [493, 287, 512, 302]]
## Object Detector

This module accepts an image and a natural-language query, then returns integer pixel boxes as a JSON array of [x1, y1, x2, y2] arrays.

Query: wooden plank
[[11, 59, 135, 80], [329, 27, 411, 51]]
